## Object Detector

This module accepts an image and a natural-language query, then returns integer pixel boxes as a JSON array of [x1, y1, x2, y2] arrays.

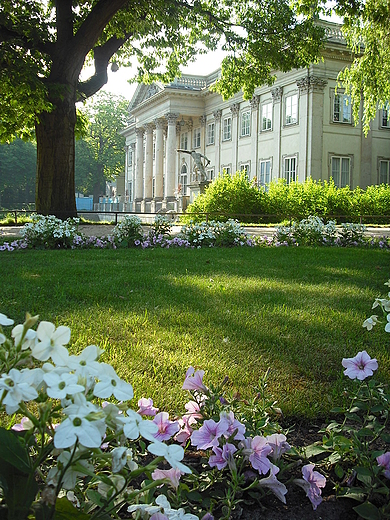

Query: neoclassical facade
[[119, 22, 390, 213]]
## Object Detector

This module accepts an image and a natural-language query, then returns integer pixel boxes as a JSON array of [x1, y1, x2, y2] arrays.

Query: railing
[[1, 209, 390, 226]]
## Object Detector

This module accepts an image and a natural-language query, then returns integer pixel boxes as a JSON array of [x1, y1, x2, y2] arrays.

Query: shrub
[[20, 214, 80, 249], [184, 171, 266, 223]]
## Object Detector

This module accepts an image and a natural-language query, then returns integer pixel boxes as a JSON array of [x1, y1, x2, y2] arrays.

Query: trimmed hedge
[[183, 173, 390, 223]]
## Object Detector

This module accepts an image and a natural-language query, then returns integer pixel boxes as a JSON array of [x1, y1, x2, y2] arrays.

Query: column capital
[[297, 75, 328, 93], [130, 142, 136, 150], [144, 122, 154, 134], [165, 113, 179, 125], [135, 127, 144, 138], [200, 115, 207, 126], [250, 95, 260, 111], [213, 109, 222, 121], [154, 117, 166, 130], [230, 103, 240, 116], [271, 87, 283, 103]]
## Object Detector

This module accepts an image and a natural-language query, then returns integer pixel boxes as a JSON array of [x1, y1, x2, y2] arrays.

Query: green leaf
[[303, 443, 329, 458], [356, 428, 374, 438], [355, 467, 373, 477], [0, 427, 31, 473], [335, 464, 344, 479], [380, 433, 390, 443], [185, 490, 203, 502], [353, 501, 381, 520], [54, 497, 91, 520]]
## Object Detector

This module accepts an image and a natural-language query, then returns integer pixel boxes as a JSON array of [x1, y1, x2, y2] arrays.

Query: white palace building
[[118, 21, 390, 214]]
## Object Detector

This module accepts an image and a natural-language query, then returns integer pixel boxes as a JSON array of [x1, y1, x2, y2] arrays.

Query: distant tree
[[0, 139, 36, 208], [0, 0, 324, 218], [75, 92, 128, 202]]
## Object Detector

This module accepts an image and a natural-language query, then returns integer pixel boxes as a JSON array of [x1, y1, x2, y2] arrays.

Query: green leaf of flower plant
[[303, 444, 329, 458], [353, 501, 381, 520], [335, 464, 344, 479], [54, 497, 91, 520], [0, 427, 30, 473]]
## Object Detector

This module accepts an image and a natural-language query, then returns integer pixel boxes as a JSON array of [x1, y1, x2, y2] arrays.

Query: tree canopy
[[0, 0, 325, 217], [297, 0, 390, 135]]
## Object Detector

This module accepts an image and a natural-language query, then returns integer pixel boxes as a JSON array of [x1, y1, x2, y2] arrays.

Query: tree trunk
[[35, 90, 77, 219]]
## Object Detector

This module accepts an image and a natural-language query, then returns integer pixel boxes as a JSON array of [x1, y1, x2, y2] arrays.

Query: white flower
[[127, 503, 161, 515], [32, 321, 71, 363], [0, 313, 14, 326], [0, 368, 41, 414], [148, 442, 191, 474], [54, 395, 106, 449], [363, 315, 378, 331], [12, 325, 37, 350], [111, 447, 128, 473], [43, 372, 85, 399], [155, 495, 199, 520], [120, 409, 158, 441], [385, 314, 390, 333], [93, 363, 133, 401]]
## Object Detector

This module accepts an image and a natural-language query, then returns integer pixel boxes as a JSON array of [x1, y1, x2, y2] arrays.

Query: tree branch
[[0, 24, 54, 56], [77, 35, 130, 100]]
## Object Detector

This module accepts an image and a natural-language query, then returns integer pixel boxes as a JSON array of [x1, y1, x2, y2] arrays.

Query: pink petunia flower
[[184, 400, 203, 424], [182, 367, 208, 394], [191, 418, 229, 450], [152, 412, 180, 441], [377, 452, 390, 479], [294, 463, 326, 510], [342, 351, 378, 380], [137, 397, 159, 416], [175, 415, 194, 445], [249, 436, 272, 475], [220, 411, 246, 441], [258, 465, 288, 504], [209, 443, 237, 471], [266, 433, 291, 461], [151, 468, 183, 490]]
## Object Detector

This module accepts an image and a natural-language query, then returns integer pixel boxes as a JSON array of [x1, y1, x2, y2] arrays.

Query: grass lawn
[[1, 246, 389, 420]]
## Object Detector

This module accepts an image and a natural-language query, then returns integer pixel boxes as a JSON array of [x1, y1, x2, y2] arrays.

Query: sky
[[97, 47, 226, 100]]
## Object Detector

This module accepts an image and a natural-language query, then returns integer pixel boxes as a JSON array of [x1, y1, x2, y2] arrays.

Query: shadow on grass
[[0, 246, 388, 417]]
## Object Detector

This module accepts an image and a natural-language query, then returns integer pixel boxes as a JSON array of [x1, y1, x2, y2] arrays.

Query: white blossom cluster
[[363, 280, 390, 333], [179, 219, 254, 247], [20, 214, 81, 248]]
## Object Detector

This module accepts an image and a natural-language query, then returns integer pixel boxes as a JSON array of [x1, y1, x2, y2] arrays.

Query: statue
[[177, 149, 210, 182]]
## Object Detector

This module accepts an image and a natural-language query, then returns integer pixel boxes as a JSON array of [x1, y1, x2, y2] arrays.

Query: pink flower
[[182, 367, 208, 394], [209, 443, 237, 470], [175, 415, 193, 445], [151, 468, 183, 490], [265, 433, 291, 461], [294, 463, 326, 510], [377, 452, 390, 479], [137, 397, 159, 416], [191, 418, 229, 450], [152, 412, 180, 441], [184, 400, 203, 424], [258, 465, 288, 504], [248, 436, 272, 475], [342, 351, 378, 380], [220, 411, 246, 441]]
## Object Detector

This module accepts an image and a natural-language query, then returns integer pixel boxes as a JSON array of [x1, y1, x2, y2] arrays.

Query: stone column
[[231, 103, 240, 173], [250, 95, 260, 180], [143, 123, 154, 204], [135, 127, 144, 203], [154, 118, 165, 201], [128, 142, 135, 204], [271, 87, 283, 180], [297, 75, 327, 182], [213, 109, 222, 175], [200, 115, 207, 156], [165, 113, 178, 201]]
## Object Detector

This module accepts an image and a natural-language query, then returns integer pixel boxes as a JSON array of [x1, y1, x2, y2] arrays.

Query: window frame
[[283, 155, 298, 184], [332, 92, 352, 124], [207, 122, 215, 145], [193, 128, 201, 149], [206, 167, 215, 181], [261, 102, 273, 131], [240, 110, 251, 137], [259, 159, 272, 188], [330, 154, 352, 188], [285, 93, 298, 126], [222, 116, 232, 141], [221, 164, 231, 175], [379, 159, 390, 184], [128, 148, 133, 167], [380, 103, 390, 129], [180, 132, 188, 150]]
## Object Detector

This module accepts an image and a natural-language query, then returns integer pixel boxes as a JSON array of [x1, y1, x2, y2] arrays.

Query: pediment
[[129, 83, 163, 112]]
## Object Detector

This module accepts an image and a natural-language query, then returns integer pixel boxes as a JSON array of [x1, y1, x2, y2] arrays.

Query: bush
[[112, 215, 143, 247], [184, 171, 266, 223]]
